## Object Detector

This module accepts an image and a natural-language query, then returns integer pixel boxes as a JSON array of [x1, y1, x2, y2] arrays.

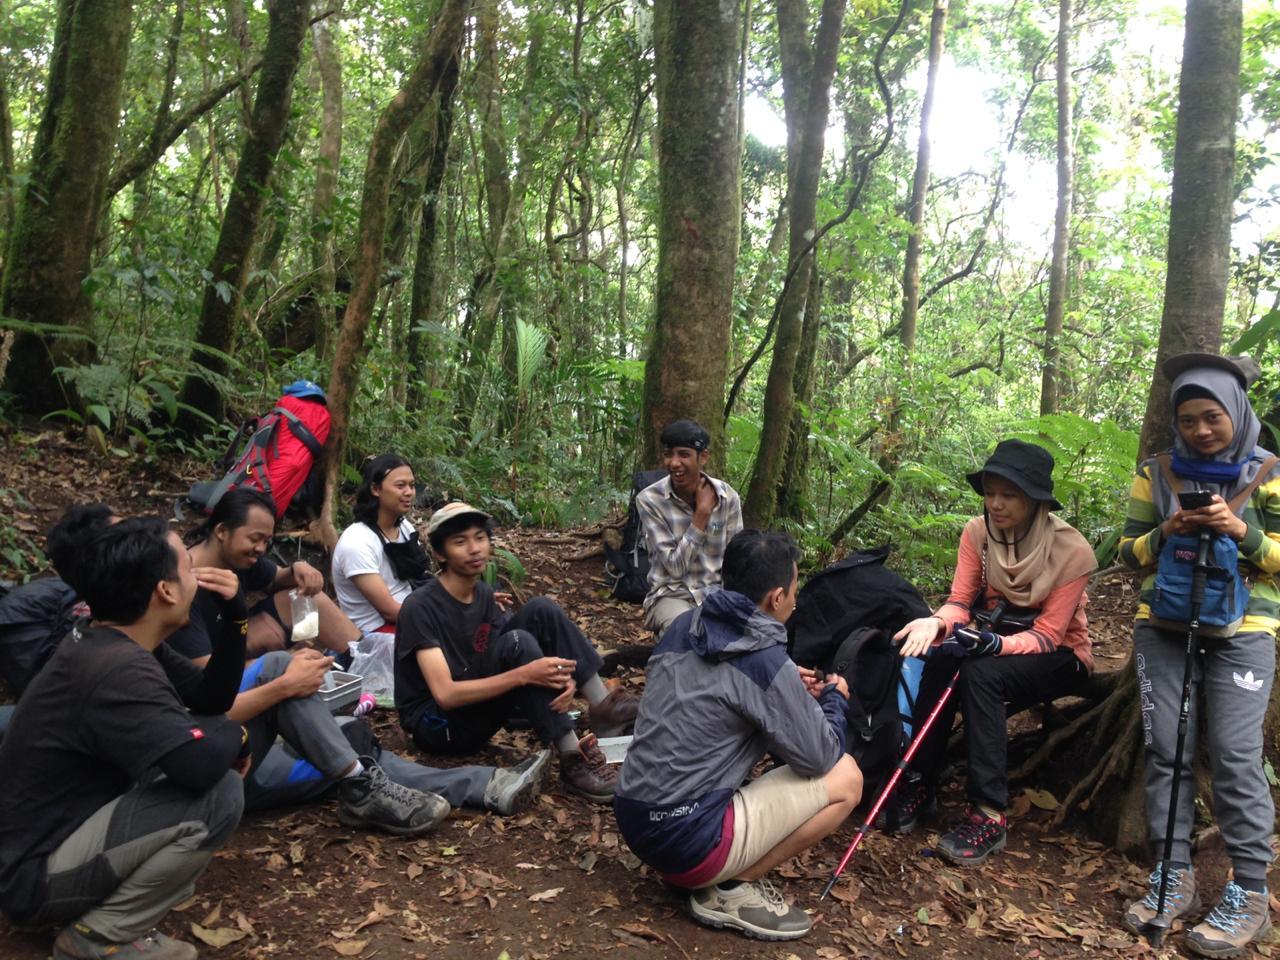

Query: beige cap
[[426, 501, 491, 535]]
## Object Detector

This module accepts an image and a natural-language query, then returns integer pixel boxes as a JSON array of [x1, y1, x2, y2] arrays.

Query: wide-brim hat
[[426, 501, 491, 536], [1161, 352, 1260, 390], [965, 439, 1062, 510]]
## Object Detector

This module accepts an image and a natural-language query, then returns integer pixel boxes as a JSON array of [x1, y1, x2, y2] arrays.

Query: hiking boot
[[1121, 863, 1199, 935], [689, 879, 812, 941], [587, 688, 640, 737], [1186, 881, 1273, 957], [484, 749, 551, 815], [559, 733, 618, 802], [54, 923, 196, 960], [935, 805, 1007, 866], [337, 757, 451, 836], [875, 778, 935, 835]]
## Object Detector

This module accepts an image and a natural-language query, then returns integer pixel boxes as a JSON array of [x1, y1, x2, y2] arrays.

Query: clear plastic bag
[[347, 633, 395, 706], [289, 590, 320, 645]]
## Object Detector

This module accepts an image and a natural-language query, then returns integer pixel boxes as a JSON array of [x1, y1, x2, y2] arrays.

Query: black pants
[[909, 648, 1086, 809], [411, 598, 604, 755]]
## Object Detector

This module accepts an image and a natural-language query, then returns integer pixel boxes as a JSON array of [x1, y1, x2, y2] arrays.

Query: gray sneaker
[[1121, 863, 1199, 935], [338, 756, 450, 836], [689, 880, 812, 941], [54, 923, 196, 960], [483, 749, 551, 815], [1186, 881, 1273, 957]]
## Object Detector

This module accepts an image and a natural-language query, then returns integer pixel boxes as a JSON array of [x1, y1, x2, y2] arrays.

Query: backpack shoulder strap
[[1228, 455, 1280, 514], [273, 406, 323, 459], [1155, 453, 1184, 496]]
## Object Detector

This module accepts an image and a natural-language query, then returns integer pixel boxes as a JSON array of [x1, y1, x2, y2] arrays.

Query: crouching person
[[0, 518, 249, 960], [614, 530, 862, 941]]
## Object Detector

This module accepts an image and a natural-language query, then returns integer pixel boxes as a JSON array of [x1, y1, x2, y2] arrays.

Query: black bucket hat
[[965, 439, 1062, 511]]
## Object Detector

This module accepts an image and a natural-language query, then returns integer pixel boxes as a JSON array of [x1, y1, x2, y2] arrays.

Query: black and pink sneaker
[[935, 805, 1006, 866]]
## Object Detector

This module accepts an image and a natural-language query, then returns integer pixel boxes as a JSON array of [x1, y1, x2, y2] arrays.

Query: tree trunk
[[741, 0, 845, 524], [1137, 0, 1241, 459], [898, 0, 947, 354], [639, 0, 744, 469], [176, 0, 310, 435], [1040, 0, 1244, 851], [778, 261, 823, 521], [318, 0, 470, 546], [406, 51, 461, 406], [2, 0, 135, 414], [307, 5, 342, 360], [1040, 0, 1072, 416]]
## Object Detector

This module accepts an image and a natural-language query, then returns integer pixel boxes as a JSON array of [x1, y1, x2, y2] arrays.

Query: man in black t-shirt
[[395, 503, 639, 803], [0, 518, 248, 960]]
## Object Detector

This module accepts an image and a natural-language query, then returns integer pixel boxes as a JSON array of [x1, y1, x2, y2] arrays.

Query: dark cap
[[965, 439, 1062, 510], [660, 419, 711, 452], [1161, 352, 1260, 389]]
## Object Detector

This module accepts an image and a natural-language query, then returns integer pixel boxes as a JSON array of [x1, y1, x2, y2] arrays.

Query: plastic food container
[[318, 671, 362, 714], [597, 735, 633, 765]]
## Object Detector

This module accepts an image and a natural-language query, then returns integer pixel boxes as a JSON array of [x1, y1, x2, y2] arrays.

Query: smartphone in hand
[[1178, 490, 1215, 510]]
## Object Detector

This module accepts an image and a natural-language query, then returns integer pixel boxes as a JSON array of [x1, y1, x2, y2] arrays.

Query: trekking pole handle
[[1190, 529, 1212, 607]]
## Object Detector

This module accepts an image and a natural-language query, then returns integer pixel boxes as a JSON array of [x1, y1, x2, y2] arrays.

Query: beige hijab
[[963, 508, 1096, 608]]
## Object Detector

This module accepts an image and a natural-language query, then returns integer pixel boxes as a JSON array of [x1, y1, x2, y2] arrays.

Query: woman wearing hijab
[[895, 439, 1097, 866], [1117, 353, 1280, 957]]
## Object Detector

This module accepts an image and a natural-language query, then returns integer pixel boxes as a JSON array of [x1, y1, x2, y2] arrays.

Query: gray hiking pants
[[1135, 622, 1276, 883], [25, 770, 243, 942]]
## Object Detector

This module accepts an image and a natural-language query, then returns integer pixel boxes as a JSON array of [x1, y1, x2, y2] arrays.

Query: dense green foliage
[[0, 0, 1276, 589]]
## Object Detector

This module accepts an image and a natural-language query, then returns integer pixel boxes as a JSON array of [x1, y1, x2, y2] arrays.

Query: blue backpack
[[1149, 453, 1278, 636]]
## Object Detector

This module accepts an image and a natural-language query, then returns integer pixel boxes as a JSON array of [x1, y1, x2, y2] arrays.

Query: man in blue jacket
[[614, 529, 863, 941]]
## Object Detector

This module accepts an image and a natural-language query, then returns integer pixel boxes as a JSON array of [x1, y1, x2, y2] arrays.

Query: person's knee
[[253, 650, 294, 683], [494, 629, 540, 665], [201, 770, 246, 847], [521, 596, 562, 621], [826, 754, 863, 808]]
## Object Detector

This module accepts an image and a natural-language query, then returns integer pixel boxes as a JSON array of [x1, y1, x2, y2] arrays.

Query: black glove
[[938, 626, 1002, 658]]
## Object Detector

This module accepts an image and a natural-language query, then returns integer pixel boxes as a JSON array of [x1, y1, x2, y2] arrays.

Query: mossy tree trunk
[[176, 0, 310, 435], [318, 0, 470, 547], [1040, 0, 1072, 416], [639, 0, 744, 470], [1, 0, 134, 414]]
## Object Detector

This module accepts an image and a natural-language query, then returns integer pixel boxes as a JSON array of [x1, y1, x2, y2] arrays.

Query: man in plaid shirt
[[635, 420, 744, 636]]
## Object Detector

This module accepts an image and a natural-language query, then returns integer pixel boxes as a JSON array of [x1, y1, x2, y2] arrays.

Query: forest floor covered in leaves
[[0, 430, 1275, 959]]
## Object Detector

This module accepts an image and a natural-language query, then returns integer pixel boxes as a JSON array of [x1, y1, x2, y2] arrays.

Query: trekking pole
[[1146, 528, 1212, 948], [820, 665, 962, 900]]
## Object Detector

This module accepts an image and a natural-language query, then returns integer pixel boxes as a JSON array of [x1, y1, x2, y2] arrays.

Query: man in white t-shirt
[[332, 517, 417, 634]]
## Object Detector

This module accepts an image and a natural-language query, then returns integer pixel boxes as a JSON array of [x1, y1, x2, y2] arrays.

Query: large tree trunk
[[1040, 0, 1072, 416], [175, 0, 310, 435], [639, 0, 744, 469], [778, 261, 823, 522], [1, 0, 134, 413], [1039, 0, 1244, 853], [1136, 0, 1241, 459], [308, 5, 343, 360], [318, 0, 470, 547], [741, 0, 845, 524]]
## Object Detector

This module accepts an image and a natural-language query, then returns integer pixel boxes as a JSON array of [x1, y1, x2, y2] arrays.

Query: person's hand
[[290, 561, 324, 596], [894, 617, 943, 659], [494, 591, 514, 611], [549, 677, 577, 713], [938, 626, 976, 658], [1161, 509, 1196, 538], [282, 650, 332, 698], [520, 657, 577, 690], [969, 629, 1002, 657], [194, 566, 240, 600], [823, 673, 850, 701], [797, 666, 825, 699], [694, 475, 717, 525], [1186, 495, 1249, 541]]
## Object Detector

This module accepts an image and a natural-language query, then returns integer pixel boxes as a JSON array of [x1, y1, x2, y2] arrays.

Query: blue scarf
[[1169, 451, 1244, 485]]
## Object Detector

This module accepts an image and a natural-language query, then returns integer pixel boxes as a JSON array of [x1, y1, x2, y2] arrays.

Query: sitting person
[[635, 419, 743, 636], [169, 489, 547, 824], [332, 452, 430, 636], [895, 439, 1096, 865], [614, 530, 862, 942], [1117, 353, 1279, 955], [395, 502, 638, 802], [185, 488, 359, 656], [0, 517, 248, 960]]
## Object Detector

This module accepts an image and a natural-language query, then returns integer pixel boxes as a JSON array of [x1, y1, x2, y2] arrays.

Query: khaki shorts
[[643, 596, 695, 637], [704, 765, 829, 888]]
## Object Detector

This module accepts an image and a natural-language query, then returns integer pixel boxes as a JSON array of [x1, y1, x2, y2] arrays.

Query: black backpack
[[788, 546, 932, 813], [603, 469, 666, 604], [0, 577, 81, 696]]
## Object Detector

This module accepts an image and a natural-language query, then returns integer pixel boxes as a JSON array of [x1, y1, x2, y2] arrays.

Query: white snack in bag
[[293, 610, 320, 642]]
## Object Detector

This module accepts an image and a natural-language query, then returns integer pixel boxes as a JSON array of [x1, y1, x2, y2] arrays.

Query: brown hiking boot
[[1186, 881, 1273, 957], [1121, 864, 1199, 935], [587, 688, 639, 736], [560, 733, 618, 802]]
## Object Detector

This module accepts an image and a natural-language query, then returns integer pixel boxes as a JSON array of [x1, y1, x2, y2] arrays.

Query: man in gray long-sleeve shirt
[[614, 530, 863, 942]]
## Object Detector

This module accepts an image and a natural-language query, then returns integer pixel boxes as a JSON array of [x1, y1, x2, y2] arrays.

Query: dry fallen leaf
[[330, 938, 368, 956], [528, 886, 564, 903], [407, 862, 424, 880], [189, 923, 248, 948]]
